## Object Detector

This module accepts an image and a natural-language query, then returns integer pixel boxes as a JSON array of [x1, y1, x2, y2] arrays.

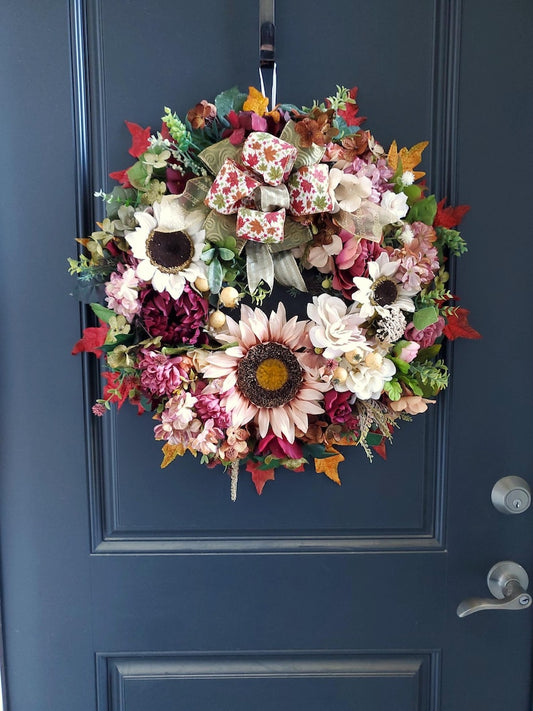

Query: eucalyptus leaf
[[217, 247, 235, 261], [208, 258, 223, 294], [413, 306, 439, 331]]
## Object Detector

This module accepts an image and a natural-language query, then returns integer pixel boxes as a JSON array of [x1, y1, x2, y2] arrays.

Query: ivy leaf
[[407, 195, 437, 225], [90, 303, 116, 324], [413, 306, 439, 331], [208, 258, 223, 294], [214, 87, 247, 118]]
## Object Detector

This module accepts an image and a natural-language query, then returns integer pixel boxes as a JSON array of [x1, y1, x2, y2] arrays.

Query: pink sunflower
[[202, 303, 329, 443]]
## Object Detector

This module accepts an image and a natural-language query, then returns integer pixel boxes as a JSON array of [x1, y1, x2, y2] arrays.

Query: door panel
[[1, 1, 532, 710]]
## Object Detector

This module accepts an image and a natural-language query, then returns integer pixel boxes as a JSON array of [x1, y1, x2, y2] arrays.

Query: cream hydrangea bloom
[[328, 168, 372, 213]]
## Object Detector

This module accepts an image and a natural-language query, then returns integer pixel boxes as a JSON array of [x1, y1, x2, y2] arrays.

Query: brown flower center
[[237, 342, 303, 408], [146, 229, 193, 274], [371, 277, 398, 307]]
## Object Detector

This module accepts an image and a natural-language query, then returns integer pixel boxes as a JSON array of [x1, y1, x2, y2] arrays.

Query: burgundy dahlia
[[139, 284, 209, 346]]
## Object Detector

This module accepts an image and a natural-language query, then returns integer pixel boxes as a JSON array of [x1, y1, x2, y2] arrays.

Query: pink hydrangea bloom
[[105, 267, 141, 322], [194, 381, 231, 429], [154, 391, 199, 443], [190, 419, 224, 455], [392, 222, 440, 290], [138, 349, 190, 398]]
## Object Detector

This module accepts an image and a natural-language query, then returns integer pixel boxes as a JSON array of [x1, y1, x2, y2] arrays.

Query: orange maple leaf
[[249, 219, 264, 235], [243, 86, 269, 116], [160, 442, 186, 468], [314, 445, 345, 485], [263, 145, 277, 162], [388, 140, 429, 180]]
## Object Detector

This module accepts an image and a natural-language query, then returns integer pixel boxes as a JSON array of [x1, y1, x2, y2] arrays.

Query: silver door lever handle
[[457, 561, 532, 617]]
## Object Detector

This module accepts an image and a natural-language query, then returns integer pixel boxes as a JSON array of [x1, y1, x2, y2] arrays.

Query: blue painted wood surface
[[0, 1, 532, 709]]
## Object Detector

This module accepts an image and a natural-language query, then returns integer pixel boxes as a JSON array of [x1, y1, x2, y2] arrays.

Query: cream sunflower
[[126, 195, 206, 300], [202, 303, 329, 443], [352, 252, 418, 319]]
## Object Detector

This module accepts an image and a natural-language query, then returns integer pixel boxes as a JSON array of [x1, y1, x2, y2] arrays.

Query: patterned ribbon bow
[[196, 121, 333, 293]]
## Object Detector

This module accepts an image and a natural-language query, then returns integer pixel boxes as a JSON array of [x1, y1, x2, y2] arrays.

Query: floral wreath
[[70, 85, 480, 499]]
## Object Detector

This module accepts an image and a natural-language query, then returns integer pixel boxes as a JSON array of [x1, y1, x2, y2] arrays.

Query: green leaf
[[303, 443, 337, 459], [435, 226, 468, 257], [383, 379, 403, 401], [413, 306, 439, 331], [90, 302, 115, 323], [365, 433, 383, 446], [407, 195, 437, 225], [390, 356, 409, 374], [399, 374, 424, 397], [416, 344, 442, 362], [201, 248, 216, 264], [217, 247, 234, 261], [126, 161, 150, 190], [208, 258, 224, 294], [214, 86, 247, 118]]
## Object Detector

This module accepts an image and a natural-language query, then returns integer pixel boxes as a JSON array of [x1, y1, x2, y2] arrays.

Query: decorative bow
[[192, 121, 334, 293]]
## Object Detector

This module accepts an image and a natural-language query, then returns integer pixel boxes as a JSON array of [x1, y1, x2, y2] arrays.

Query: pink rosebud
[[398, 341, 420, 363]]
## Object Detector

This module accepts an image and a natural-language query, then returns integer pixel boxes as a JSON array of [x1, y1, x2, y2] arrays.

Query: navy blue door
[[1, 1, 532, 709]]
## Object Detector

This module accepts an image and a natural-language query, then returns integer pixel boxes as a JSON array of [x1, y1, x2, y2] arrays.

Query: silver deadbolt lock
[[491, 476, 531, 514]]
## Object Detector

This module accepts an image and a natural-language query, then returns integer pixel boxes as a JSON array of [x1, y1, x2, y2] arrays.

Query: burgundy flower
[[324, 390, 356, 426], [256, 431, 303, 460], [139, 284, 209, 346], [166, 166, 195, 195]]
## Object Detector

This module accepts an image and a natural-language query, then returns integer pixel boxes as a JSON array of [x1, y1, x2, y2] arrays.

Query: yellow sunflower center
[[236, 342, 303, 408], [255, 358, 289, 391]]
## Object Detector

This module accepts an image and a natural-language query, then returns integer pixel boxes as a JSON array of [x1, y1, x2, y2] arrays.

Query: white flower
[[352, 252, 418, 319], [336, 348, 396, 400], [328, 168, 372, 213], [307, 294, 369, 359], [126, 195, 206, 300], [380, 190, 409, 220]]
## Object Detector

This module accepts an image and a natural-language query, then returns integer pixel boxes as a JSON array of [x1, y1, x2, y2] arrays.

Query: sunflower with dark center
[[202, 303, 329, 443], [352, 252, 417, 319], [126, 195, 206, 300]]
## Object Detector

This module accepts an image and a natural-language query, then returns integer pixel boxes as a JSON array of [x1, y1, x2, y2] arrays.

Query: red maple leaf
[[109, 168, 132, 188], [443, 308, 481, 340], [372, 439, 388, 460], [336, 87, 366, 127], [246, 460, 275, 495], [434, 199, 470, 229], [125, 120, 151, 158], [71, 322, 108, 358]]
